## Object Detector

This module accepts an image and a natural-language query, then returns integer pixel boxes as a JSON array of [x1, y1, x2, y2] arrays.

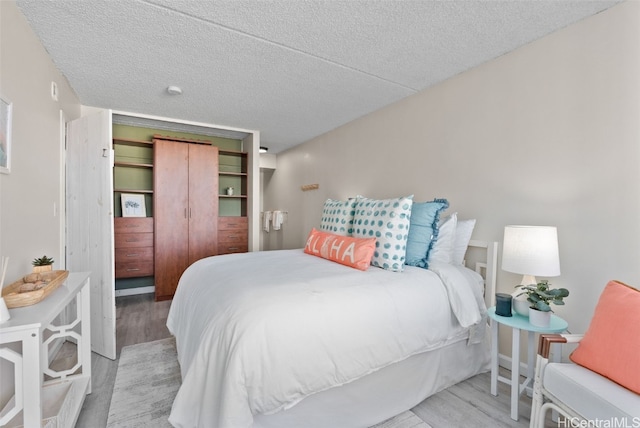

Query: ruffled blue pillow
[[404, 199, 449, 268]]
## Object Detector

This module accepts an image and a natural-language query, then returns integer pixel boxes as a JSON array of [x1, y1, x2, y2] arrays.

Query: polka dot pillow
[[353, 195, 413, 272], [320, 198, 357, 236]]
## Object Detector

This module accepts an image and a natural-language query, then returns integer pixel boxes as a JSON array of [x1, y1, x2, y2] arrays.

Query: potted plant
[[32, 255, 54, 273], [514, 280, 569, 327]]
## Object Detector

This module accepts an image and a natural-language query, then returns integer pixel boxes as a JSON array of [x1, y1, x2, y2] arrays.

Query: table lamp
[[502, 225, 560, 316]]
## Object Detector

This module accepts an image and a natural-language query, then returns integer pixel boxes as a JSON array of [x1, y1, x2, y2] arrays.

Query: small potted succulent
[[514, 280, 569, 327], [32, 255, 54, 273]]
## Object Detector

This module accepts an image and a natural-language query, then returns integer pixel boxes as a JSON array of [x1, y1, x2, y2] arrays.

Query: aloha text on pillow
[[304, 228, 376, 271]]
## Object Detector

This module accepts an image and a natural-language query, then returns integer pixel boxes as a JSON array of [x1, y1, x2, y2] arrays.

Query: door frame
[[59, 110, 66, 269]]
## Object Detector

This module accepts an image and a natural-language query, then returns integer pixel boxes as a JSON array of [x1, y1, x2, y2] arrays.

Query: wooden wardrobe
[[153, 137, 219, 300]]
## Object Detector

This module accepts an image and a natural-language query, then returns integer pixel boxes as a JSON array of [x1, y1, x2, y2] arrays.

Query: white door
[[66, 110, 116, 359]]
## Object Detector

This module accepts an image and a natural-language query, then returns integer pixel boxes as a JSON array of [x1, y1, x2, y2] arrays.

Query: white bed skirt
[[253, 327, 491, 428]]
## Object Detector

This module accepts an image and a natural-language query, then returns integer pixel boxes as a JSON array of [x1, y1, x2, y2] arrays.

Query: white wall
[[264, 1, 640, 357], [0, 0, 82, 408], [0, 1, 81, 281]]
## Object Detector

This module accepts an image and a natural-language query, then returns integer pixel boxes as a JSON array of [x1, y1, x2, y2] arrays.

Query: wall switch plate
[[51, 81, 58, 101]]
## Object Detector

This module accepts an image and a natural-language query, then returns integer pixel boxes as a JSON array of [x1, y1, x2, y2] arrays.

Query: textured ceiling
[[16, 0, 619, 153]]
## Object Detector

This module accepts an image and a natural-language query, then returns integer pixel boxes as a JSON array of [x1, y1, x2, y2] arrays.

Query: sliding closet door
[[154, 140, 189, 300], [188, 143, 219, 263]]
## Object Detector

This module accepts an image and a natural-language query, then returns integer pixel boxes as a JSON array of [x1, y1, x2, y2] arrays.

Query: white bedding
[[166, 249, 488, 428]]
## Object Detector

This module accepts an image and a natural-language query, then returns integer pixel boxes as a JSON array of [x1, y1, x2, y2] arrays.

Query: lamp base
[[519, 274, 538, 286], [511, 274, 537, 317], [512, 295, 530, 317]]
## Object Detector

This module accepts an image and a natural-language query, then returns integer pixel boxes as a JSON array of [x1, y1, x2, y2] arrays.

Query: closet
[[153, 136, 219, 300], [69, 110, 258, 358]]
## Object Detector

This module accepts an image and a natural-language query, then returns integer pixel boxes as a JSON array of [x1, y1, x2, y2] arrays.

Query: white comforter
[[166, 249, 487, 428]]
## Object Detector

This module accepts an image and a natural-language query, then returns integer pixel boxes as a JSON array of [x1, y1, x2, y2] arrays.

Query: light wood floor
[[72, 293, 552, 427], [74, 294, 173, 427]]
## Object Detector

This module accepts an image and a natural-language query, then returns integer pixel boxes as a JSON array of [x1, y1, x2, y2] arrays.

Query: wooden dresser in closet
[[218, 217, 248, 255], [114, 217, 154, 278], [153, 136, 219, 301]]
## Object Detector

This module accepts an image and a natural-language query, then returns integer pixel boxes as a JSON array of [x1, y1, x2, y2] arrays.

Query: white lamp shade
[[502, 225, 560, 277]]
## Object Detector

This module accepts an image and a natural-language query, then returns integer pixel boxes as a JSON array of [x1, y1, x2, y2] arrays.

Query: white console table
[[0, 272, 91, 428]]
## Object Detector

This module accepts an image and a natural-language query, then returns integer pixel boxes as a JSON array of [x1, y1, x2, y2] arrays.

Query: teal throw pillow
[[320, 198, 357, 236], [353, 195, 413, 272]]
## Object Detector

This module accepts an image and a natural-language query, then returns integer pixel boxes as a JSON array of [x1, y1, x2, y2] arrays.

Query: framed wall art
[[0, 95, 12, 174], [121, 193, 147, 217]]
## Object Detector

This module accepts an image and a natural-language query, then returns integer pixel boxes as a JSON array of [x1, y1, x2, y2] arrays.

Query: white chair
[[530, 333, 640, 427]]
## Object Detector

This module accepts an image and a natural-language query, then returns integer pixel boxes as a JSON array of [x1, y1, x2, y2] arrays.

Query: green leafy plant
[[514, 280, 569, 312], [32, 255, 54, 266]]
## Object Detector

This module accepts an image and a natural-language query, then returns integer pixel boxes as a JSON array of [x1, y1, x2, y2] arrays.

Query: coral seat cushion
[[304, 228, 376, 271], [570, 280, 640, 394]]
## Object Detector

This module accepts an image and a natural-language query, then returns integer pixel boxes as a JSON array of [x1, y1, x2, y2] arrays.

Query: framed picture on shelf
[[121, 193, 146, 217], [0, 95, 12, 174]]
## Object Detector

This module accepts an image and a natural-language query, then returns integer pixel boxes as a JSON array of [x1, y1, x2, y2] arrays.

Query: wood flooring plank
[[443, 372, 526, 426], [413, 388, 507, 428], [76, 352, 119, 427]]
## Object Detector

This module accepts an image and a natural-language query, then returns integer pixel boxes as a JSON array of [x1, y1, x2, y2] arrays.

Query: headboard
[[467, 240, 499, 310]]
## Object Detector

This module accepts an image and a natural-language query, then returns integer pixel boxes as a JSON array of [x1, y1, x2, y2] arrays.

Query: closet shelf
[[114, 188, 153, 194], [219, 149, 247, 156], [114, 161, 153, 169], [112, 138, 154, 148], [219, 171, 247, 177]]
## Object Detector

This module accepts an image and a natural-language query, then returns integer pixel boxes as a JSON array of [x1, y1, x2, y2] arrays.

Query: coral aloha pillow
[[569, 280, 640, 394], [304, 228, 376, 271], [404, 199, 449, 268], [353, 195, 413, 272], [319, 198, 357, 236]]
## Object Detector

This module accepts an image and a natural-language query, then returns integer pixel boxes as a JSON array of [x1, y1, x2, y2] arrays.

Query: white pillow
[[452, 218, 476, 265], [353, 195, 413, 272], [428, 213, 457, 264]]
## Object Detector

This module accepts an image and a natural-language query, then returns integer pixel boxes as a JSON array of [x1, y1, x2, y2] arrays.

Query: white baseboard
[[498, 353, 529, 373], [48, 338, 65, 365], [497, 345, 562, 373], [115, 286, 155, 297]]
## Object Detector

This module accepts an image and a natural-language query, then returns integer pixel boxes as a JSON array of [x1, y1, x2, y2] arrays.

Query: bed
[[166, 233, 498, 428]]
